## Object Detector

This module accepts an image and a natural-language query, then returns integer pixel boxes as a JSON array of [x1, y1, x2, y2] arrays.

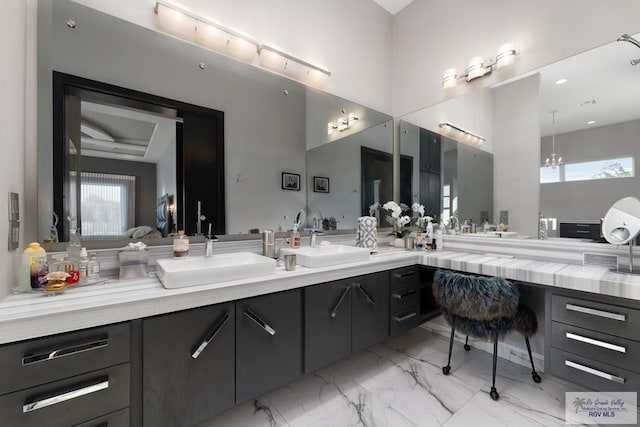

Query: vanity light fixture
[[545, 110, 563, 169], [258, 44, 331, 87], [328, 110, 359, 134], [438, 122, 486, 147], [154, 1, 259, 62], [617, 33, 640, 66], [441, 44, 519, 89]]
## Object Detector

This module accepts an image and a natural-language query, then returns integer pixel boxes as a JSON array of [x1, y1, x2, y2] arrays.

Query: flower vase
[[393, 237, 405, 248]]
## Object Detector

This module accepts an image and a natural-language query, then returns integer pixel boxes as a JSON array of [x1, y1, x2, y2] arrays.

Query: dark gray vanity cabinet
[[305, 271, 389, 373], [235, 289, 303, 404], [142, 302, 235, 427], [547, 291, 640, 392], [305, 280, 352, 373], [0, 323, 131, 427]]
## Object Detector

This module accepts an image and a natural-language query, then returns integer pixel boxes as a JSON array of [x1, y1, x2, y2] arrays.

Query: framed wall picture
[[282, 172, 301, 191], [313, 176, 330, 193]]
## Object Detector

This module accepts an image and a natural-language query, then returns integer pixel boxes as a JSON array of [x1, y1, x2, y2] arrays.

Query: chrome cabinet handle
[[392, 271, 416, 279], [566, 332, 626, 353], [330, 286, 351, 318], [191, 312, 230, 359], [392, 289, 417, 299], [576, 230, 591, 234], [23, 379, 109, 413], [565, 303, 626, 322], [565, 360, 625, 384], [22, 338, 108, 366], [354, 282, 375, 305], [394, 312, 417, 322], [244, 310, 276, 336]]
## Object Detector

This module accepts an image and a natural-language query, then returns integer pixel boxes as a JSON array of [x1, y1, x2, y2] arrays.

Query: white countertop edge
[[0, 250, 419, 344]]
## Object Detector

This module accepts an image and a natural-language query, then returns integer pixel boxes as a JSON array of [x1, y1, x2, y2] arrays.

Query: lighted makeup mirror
[[602, 196, 640, 273]]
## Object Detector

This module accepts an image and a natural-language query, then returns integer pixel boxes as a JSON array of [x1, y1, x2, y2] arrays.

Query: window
[[540, 157, 634, 184], [70, 172, 136, 237]]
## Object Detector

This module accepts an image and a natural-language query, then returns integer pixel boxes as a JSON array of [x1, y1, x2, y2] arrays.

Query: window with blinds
[[70, 172, 136, 237]]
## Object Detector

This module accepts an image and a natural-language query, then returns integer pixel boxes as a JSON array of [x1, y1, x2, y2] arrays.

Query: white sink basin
[[281, 245, 370, 268], [156, 252, 276, 289]]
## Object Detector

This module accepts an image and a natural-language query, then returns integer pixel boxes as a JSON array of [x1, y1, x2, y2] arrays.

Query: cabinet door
[[236, 289, 302, 403], [143, 303, 235, 427], [304, 280, 352, 373], [351, 271, 390, 353]]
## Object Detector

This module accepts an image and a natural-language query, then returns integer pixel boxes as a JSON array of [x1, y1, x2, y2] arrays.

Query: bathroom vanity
[[1, 236, 640, 426]]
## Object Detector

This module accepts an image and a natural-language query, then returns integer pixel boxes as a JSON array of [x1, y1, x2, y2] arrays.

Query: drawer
[[550, 348, 640, 392], [0, 363, 130, 427], [0, 322, 130, 395], [559, 223, 601, 240], [551, 322, 640, 373], [72, 407, 130, 427], [390, 306, 420, 336], [551, 294, 640, 341], [390, 285, 420, 313], [390, 266, 419, 290]]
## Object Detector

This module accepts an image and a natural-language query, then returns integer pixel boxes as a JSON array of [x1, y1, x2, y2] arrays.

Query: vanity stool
[[432, 269, 541, 400]]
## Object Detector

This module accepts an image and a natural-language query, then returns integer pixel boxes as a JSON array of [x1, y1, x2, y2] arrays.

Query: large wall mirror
[[37, 0, 392, 244], [399, 32, 640, 241]]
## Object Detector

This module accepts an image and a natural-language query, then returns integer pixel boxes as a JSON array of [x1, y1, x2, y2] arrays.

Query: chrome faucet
[[204, 222, 219, 257], [310, 229, 324, 247]]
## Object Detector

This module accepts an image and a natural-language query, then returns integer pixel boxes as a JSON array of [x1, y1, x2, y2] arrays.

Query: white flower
[[391, 210, 400, 218], [383, 201, 400, 213], [398, 215, 411, 227], [369, 202, 381, 216], [424, 215, 433, 223], [412, 203, 425, 217]]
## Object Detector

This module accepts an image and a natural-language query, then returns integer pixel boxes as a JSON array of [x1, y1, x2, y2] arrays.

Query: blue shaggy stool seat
[[433, 269, 541, 401]]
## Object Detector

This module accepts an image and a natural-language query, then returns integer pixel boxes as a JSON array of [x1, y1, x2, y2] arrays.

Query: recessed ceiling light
[[587, 120, 596, 125], [555, 78, 568, 85], [66, 19, 76, 29]]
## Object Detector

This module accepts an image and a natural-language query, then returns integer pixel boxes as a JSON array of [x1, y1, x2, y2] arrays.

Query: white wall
[[0, 0, 30, 298], [492, 74, 541, 236], [392, 0, 640, 117], [72, 0, 394, 115]]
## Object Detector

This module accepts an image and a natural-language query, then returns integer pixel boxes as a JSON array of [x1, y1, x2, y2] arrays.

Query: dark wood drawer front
[[0, 322, 130, 395], [390, 267, 419, 290], [0, 363, 130, 427], [551, 322, 640, 373], [390, 285, 420, 313], [72, 407, 130, 427], [550, 348, 639, 392], [390, 306, 420, 337], [551, 294, 640, 341]]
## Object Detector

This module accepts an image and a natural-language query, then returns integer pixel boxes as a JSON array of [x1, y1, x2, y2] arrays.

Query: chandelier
[[545, 110, 563, 169]]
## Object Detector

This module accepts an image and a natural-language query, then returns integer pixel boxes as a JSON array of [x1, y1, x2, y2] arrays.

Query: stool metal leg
[[490, 334, 500, 401], [464, 335, 471, 351], [443, 318, 455, 375], [525, 336, 542, 383]]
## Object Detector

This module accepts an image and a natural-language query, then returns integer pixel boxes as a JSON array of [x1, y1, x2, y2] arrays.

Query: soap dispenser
[[289, 224, 300, 249]]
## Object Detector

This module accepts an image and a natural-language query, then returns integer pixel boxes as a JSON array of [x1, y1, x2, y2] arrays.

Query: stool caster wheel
[[442, 366, 451, 375], [464, 344, 471, 351], [490, 387, 500, 401], [532, 371, 542, 383]]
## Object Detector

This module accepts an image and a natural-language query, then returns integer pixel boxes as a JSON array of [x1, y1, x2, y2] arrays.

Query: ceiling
[[80, 101, 179, 163], [371, 0, 414, 15], [538, 33, 640, 137]]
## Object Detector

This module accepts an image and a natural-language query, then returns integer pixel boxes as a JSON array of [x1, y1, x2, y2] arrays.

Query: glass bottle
[[66, 228, 82, 269], [78, 247, 89, 284], [87, 252, 100, 280], [173, 230, 189, 258]]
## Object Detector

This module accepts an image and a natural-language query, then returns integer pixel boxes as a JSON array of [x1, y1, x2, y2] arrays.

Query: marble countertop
[[0, 247, 418, 344], [422, 250, 640, 301], [3, 244, 640, 345]]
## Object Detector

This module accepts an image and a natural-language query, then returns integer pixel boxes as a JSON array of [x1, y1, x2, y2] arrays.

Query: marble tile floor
[[197, 326, 600, 427]]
